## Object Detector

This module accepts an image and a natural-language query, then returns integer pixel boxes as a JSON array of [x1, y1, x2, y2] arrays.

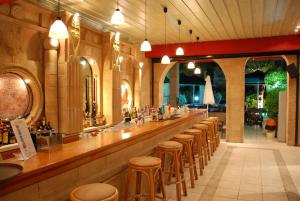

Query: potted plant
[[264, 89, 279, 138]]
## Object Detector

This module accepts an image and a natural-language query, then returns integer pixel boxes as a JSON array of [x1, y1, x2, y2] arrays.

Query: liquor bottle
[[0, 126, 3, 145], [2, 127, 9, 145], [8, 128, 15, 144]]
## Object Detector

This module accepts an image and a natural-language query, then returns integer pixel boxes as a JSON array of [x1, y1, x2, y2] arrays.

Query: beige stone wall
[[0, 1, 52, 124]]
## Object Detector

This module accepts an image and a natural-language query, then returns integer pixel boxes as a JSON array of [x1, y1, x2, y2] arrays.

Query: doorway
[[244, 58, 287, 142]]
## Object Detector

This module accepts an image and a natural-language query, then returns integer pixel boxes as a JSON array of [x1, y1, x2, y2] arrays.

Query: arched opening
[[162, 61, 226, 126], [244, 57, 287, 142], [121, 80, 133, 110], [80, 57, 99, 128]]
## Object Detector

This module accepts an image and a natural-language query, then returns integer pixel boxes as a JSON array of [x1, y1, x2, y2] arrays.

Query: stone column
[[102, 32, 122, 124], [169, 63, 179, 106], [215, 58, 247, 143], [43, 39, 59, 131], [284, 55, 297, 145]]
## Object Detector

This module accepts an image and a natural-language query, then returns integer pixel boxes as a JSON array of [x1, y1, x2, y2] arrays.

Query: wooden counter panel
[[0, 110, 205, 197]]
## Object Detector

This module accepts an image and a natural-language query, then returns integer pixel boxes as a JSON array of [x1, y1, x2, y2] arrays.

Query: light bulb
[[176, 47, 184, 55], [187, 62, 195, 69], [49, 17, 69, 39], [140, 39, 152, 52], [139, 62, 144, 69], [111, 8, 125, 25], [161, 55, 170, 64], [194, 68, 201, 74]]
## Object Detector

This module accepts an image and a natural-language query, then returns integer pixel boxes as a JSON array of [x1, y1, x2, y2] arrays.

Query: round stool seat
[[201, 121, 214, 125], [184, 129, 201, 134], [71, 183, 118, 201], [193, 124, 209, 129], [174, 134, 194, 141], [208, 117, 218, 120], [129, 156, 161, 168], [158, 141, 182, 150]]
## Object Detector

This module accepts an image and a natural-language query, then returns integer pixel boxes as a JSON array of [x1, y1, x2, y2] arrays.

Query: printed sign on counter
[[10, 119, 36, 160]]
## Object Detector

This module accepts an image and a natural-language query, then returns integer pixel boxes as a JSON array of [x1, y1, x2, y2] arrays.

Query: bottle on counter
[[8, 128, 15, 144], [2, 127, 9, 145], [0, 126, 3, 145]]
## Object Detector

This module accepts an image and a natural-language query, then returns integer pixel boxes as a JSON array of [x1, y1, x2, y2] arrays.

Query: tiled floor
[[163, 138, 300, 201]]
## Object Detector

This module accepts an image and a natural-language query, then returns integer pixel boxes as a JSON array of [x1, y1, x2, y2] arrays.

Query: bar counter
[[0, 109, 206, 201]]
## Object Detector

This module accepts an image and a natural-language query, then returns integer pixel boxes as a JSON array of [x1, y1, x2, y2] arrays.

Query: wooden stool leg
[[135, 171, 142, 201], [148, 170, 155, 201], [186, 142, 195, 188], [192, 143, 198, 180], [179, 151, 187, 196], [197, 137, 204, 176], [124, 168, 133, 201], [158, 168, 167, 201], [174, 153, 182, 201]]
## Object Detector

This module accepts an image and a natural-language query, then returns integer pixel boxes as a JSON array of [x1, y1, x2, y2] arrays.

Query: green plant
[[264, 69, 287, 92], [246, 94, 258, 108], [265, 89, 280, 119]]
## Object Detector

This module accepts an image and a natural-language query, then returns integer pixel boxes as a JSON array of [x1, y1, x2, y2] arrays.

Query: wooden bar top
[[0, 109, 205, 195]]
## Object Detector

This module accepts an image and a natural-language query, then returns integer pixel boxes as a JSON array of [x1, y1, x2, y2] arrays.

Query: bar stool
[[199, 121, 216, 154], [183, 129, 204, 176], [157, 141, 187, 201], [173, 134, 197, 188], [70, 183, 118, 201], [124, 156, 166, 201], [192, 124, 210, 164], [208, 117, 220, 146]]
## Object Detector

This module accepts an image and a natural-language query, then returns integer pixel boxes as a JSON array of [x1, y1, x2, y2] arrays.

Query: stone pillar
[[102, 32, 122, 124], [43, 39, 59, 132], [215, 58, 247, 143], [169, 63, 179, 106], [284, 55, 297, 145]]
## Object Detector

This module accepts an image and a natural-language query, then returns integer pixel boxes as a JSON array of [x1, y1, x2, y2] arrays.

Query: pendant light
[[187, 29, 195, 69], [194, 67, 201, 74], [175, 20, 184, 55], [111, 0, 124, 25], [140, 0, 151, 51], [49, 0, 69, 39], [161, 7, 170, 64]]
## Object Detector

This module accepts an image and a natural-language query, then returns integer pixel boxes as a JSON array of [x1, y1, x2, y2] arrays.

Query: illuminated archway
[[121, 80, 133, 109]]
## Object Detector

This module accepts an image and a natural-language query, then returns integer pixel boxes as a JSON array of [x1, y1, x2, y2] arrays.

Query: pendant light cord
[[164, 7, 167, 52], [145, 0, 147, 39], [117, 0, 119, 8], [178, 20, 181, 42], [57, 0, 60, 17]]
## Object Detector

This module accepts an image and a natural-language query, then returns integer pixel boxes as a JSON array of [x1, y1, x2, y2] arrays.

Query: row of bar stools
[[183, 129, 204, 176], [70, 183, 119, 201], [124, 156, 166, 201], [192, 124, 210, 164], [173, 134, 197, 188], [157, 141, 187, 201], [199, 120, 216, 155], [208, 117, 220, 146]]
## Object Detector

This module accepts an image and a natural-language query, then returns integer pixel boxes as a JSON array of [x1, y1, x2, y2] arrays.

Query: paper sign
[[10, 119, 36, 160]]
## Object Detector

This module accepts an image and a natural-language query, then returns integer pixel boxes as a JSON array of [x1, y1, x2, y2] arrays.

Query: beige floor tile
[[263, 192, 289, 201], [238, 190, 262, 201], [214, 187, 239, 199]]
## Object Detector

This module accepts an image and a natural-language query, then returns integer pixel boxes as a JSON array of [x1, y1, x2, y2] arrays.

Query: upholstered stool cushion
[[174, 134, 194, 140], [71, 183, 117, 201], [193, 124, 209, 129], [201, 121, 214, 125], [158, 141, 183, 149], [129, 156, 161, 167], [184, 129, 201, 134]]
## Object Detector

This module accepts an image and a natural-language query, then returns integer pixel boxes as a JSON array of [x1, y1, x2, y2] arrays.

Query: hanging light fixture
[[176, 20, 184, 56], [111, 0, 125, 25], [49, 0, 69, 39], [194, 67, 201, 74], [161, 7, 170, 64], [187, 29, 195, 69], [140, 0, 151, 51]]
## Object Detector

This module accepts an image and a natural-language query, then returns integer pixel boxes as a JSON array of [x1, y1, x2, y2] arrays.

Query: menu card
[[10, 119, 36, 160]]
